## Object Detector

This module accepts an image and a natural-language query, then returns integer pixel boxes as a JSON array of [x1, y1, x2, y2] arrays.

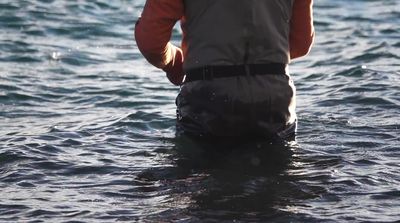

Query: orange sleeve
[[134, 0, 184, 69], [290, 0, 315, 60]]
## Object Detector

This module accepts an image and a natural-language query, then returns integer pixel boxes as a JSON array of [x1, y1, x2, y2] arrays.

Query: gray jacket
[[182, 0, 294, 70]]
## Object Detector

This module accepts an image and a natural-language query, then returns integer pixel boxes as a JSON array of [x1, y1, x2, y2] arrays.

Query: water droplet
[[250, 157, 261, 166], [51, 52, 61, 60], [210, 92, 216, 101]]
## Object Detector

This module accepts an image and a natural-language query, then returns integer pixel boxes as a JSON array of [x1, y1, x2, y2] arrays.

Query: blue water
[[1, 0, 399, 222]]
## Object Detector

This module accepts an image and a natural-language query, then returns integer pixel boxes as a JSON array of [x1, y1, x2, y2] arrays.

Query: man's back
[[182, 0, 294, 70]]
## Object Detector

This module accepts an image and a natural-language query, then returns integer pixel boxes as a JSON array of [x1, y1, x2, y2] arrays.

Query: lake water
[[1, 0, 399, 222]]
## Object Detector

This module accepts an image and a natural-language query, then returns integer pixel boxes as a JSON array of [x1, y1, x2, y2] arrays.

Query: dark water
[[1, 0, 399, 222]]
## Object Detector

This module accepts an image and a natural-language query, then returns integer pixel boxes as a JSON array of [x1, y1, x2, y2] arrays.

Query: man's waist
[[184, 63, 288, 83]]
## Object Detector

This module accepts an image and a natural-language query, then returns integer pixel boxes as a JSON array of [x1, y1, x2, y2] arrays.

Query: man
[[135, 0, 314, 140]]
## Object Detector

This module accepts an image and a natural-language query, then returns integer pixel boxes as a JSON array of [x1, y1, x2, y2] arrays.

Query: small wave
[[380, 28, 398, 35], [95, 99, 167, 108], [0, 3, 18, 10], [370, 190, 400, 200], [59, 51, 107, 66], [0, 92, 53, 104], [0, 55, 42, 63], [25, 209, 58, 218], [0, 14, 25, 26], [0, 84, 21, 91], [333, 66, 369, 77], [80, 88, 141, 97], [315, 93, 398, 109], [0, 40, 39, 54], [0, 151, 29, 168], [351, 52, 400, 63], [60, 164, 125, 176], [343, 16, 376, 23], [0, 204, 29, 220]]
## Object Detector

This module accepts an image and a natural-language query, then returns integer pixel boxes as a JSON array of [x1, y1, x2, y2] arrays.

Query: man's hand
[[163, 46, 184, 86]]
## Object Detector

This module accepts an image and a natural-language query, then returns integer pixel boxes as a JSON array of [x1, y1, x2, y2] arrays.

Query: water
[[0, 0, 399, 222]]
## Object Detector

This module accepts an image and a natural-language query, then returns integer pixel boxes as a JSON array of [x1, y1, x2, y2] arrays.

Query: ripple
[[370, 190, 400, 200], [0, 92, 50, 103], [380, 28, 398, 34], [26, 209, 58, 218], [60, 165, 124, 176], [95, 99, 167, 108], [351, 52, 400, 63], [0, 3, 19, 10], [0, 83, 21, 91], [1, 0, 400, 222], [80, 88, 141, 97], [0, 151, 29, 167], [59, 51, 107, 66], [0, 55, 42, 63], [0, 40, 39, 54], [0, 204, 29, 219], [0, 14, 25, 26], [334, 66, 368, 77]]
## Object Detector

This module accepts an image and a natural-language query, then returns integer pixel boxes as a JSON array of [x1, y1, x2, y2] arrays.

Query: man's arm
[[289, 0, 315, 60], [134, 0, 184, 85]]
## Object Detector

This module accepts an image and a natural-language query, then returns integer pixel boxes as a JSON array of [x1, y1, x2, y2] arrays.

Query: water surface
[[0, 0, 399, 222]]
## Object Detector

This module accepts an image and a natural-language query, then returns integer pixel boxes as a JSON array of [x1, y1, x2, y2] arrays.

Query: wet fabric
[[176, 73, 297, 140]]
